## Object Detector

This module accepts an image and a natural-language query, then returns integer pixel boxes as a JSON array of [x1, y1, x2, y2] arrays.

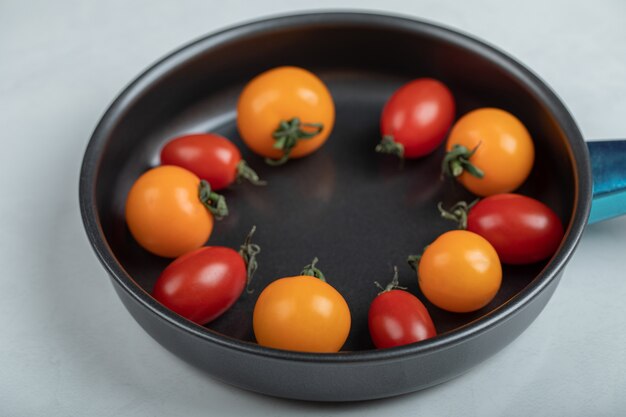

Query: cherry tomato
[[443, 108, 535, 196], [152, 227, 259, 324], [160, 133, 265, 190], [237, 66, 335, 165], [440, 194, 564, 264], [412, 230, 502, 313], [253, 258, 350, 353], [153, 247, 245, 324], [125, 166, 227, 258], [368, 269, 436, 349], [378, 78, 455, 159]]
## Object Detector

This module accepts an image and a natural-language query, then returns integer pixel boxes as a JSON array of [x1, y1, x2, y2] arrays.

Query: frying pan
[[78, 12, 626, 401]]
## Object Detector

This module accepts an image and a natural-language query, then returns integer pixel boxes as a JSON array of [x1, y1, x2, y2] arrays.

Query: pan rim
[[79, 10, 591, 364]]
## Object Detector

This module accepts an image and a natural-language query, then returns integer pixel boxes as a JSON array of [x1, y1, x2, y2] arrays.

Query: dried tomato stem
[[239, 225, 261, 294], [374, 266, 407, 294], [437, 200, 478, 230]]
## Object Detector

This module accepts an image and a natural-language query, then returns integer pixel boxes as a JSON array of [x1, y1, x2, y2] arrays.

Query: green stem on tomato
[[239, 225, 261, 294], [374, 266, 407, 294], [441, 144, 485, 179], [198, 180, 229, 220], [375, 135, 405, 159], [437, 199, 479, 230], [236, 160, 267, 186], [300, 257, 326, 282], [407, 242, 434, 272], [265, 117, 324, 166], [407, 244, 430, 272], [407, 254, 421, 272]]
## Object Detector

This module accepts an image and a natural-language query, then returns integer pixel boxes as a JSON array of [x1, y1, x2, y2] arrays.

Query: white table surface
[[2, 0, 625, 415]]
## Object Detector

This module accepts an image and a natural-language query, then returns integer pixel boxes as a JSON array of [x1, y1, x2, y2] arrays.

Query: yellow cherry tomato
[[237, 66, 335, 165], [253, 260, 350, 353], [125, 166, 227, 258], [444, 108, 535, 196], [416, 230, 502, 313]]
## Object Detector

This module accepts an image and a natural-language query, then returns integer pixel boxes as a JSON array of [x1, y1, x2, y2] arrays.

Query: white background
[[2, 0, 626, 415]]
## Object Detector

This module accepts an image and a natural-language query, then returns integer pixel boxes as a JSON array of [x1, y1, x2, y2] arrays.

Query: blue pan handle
[[589, 140, 626, 223]]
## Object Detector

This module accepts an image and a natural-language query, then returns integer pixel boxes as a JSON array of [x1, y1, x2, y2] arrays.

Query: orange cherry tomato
[[253, 259, 350, 353], [237, 66, 335, 165], [125, 166, 227, 258], [443, 108, 535, 196], [414, 230, 502, 313]]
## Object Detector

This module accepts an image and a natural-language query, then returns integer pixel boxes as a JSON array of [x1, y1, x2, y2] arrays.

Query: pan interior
[[93, 20, 575, 351]]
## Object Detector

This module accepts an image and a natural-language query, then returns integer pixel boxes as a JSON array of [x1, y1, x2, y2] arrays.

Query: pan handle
[[588, 140, 626, 223]]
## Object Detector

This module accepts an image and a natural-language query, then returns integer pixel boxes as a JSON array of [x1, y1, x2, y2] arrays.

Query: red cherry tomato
[[152, 228, 260, 324], [368, 269, 436, 349], [378, 78, 455, 159], [152, 247, 246, 324], [440, 194, 564, 264], [160, 133, 264, 191]]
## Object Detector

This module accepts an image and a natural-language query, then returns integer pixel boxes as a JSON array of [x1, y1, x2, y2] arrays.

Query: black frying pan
[[79, 12, 626, 401]]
